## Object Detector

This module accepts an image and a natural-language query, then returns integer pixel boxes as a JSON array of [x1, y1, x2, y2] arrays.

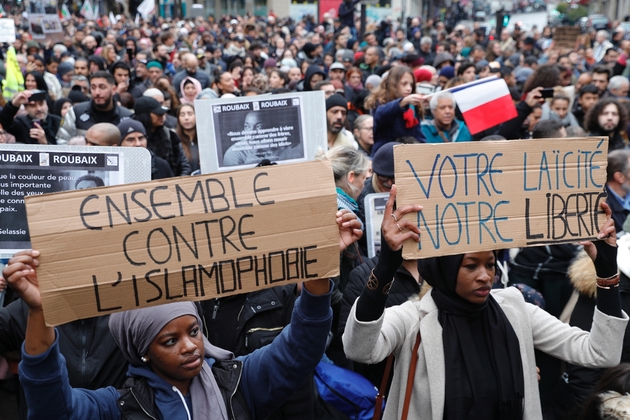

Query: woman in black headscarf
[[343, 185, 627, 420]]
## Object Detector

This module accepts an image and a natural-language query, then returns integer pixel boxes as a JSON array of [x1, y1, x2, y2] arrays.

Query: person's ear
[[614, 171, 626, 184], [347, 171, 355, 184]]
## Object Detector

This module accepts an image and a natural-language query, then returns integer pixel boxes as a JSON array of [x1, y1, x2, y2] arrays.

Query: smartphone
[[540, 88, 555, 98], [29, 90, 46, 102], [31, 119, 40, 128]]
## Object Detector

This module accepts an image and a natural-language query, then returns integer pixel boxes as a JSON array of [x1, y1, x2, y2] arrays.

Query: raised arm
[[2, 250, 54, 355]]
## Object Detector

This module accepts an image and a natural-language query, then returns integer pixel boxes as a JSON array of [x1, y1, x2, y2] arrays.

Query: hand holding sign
[[336, 209, 363, 252], [2, 249, 41, 311], [579, 202, 618, 278], [381, 185, 422, 252]]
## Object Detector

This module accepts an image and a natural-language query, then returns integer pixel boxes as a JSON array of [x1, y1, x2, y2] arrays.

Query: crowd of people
[[1, 6, 630, 420]]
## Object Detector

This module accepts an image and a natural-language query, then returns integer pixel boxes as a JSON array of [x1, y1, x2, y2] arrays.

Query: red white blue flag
[[450, 77, 517, 134]]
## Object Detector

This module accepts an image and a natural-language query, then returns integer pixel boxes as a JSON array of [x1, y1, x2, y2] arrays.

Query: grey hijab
[[109, 302, 233, 420]]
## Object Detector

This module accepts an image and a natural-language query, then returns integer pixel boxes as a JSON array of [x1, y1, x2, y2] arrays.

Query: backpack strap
[[401, 332, 421, 420], [372, 353, 394, 420]]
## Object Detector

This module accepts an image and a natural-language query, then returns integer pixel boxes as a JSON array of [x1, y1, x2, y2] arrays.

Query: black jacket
[[147, 127, 192, 176], [0, 101, 61, 144], [57, 100, 133, 143], [497, 100, 533, 140], [200, 286, 315, 420], [588, 128, 626, 151], [339, 256, 421, 386], [0, 299, 127, 420], [117, 361, 251, 420], [149, 149, 175, 180]]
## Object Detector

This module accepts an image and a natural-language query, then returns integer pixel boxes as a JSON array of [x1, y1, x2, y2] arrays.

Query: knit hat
[[365, 74, 382, 89], [438, 65, 455, 79], [326, 93, 347, 111], [414, 68, 433, 83], [117, 119, 147, 143], [281, 58, 298, 68], [146, 60, 163, 70], [263, 58, 277, 68], [372, 142, 395, 178], [57, 61, 74, 77], [67, 89, 88, 103]]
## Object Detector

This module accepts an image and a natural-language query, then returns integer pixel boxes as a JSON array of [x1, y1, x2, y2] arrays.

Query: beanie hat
[[57, 61, 74, 77], [263, 58, 277, 68], [414, 68, 433, 83], [326, 93, 348, 111], [438, 65, 455, 79], [146, 60, 163, 70], [372, 142, 395, 178], [117, 119, 147, 143]]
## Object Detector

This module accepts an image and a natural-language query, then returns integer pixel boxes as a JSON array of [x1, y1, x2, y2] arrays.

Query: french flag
[[450, 77, 517, 135]]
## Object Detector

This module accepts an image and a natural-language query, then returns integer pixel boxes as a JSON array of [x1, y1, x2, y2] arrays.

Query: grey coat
[[343, 286, 628, 420]]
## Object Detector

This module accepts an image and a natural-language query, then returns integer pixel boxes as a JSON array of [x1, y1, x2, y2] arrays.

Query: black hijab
[[418, 254, 525, 420]]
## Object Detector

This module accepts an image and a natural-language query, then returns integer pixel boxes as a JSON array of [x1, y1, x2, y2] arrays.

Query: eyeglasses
[[376, 174, 395, 188], [0, 130, 6, 135]]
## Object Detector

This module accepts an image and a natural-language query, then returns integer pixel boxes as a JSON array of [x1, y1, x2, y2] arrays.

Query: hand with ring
[[381, 185, 422, 251]]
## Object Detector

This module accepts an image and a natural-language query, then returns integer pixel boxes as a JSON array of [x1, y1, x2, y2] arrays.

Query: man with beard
[[326, 94, 357, 149], [0, 89, 61, 144], [585, 97, 628, 151], [605, 149, 630, 232], [56, 71, 132, 144]]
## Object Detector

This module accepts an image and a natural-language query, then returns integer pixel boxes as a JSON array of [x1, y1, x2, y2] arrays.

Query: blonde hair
[[317, 146, 369, 197]]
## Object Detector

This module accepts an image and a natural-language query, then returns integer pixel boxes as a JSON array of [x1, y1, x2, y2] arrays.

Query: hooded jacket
[[300, 65, 326, 92], [19, 286, 333, 420]]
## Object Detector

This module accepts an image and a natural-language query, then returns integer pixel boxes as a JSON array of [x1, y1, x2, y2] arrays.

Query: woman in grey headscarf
[[3, 214, 361, 420]]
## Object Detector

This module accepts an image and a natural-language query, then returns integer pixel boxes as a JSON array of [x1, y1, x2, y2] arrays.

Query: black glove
[[593, 239, 618, 279], [373, 231, 403, 285]]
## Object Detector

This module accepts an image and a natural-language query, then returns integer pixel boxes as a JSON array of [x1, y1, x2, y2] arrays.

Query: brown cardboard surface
[[394, 138, 608, 259], [25, 160, 340, 326], [554, 26, 582, 50]]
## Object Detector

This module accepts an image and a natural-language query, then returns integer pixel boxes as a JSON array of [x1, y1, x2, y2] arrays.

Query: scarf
[[345, 79, 363, 90], [336, 186, 358, 212], [180, 76, 203, 105], [418, 255, 524, 420], [109, 302, 233, 420]]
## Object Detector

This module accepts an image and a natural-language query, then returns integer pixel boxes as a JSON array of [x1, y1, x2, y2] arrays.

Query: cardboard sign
[[554, 26, 581, 50], [25, 161, 340, 326], [394, 139, 608, 259], [196, 90, 327, 173]]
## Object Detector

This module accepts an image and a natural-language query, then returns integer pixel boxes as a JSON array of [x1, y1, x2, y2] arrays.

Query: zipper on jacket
[[129, 388, 158, 420], [212, 299, 220, 320], [229, 362, 243, 420], [245, 327, 284, 348], [81, 319, 87, 385]]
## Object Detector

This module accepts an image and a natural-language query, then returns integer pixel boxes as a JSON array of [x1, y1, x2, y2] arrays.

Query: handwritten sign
[[395, 139, 608, 259], [25, 161, 340, 326], [554, 26, 581, 50]]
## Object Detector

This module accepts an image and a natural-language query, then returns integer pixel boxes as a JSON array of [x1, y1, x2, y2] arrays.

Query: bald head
[[184, 53, 199, 72], [85, 123, 122, 146]]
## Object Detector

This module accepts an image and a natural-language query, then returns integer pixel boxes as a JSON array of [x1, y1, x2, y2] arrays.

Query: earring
[[141, 356, 148, 363]]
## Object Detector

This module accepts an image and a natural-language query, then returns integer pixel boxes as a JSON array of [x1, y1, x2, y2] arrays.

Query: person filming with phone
[[0, 89, 61, 144]]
